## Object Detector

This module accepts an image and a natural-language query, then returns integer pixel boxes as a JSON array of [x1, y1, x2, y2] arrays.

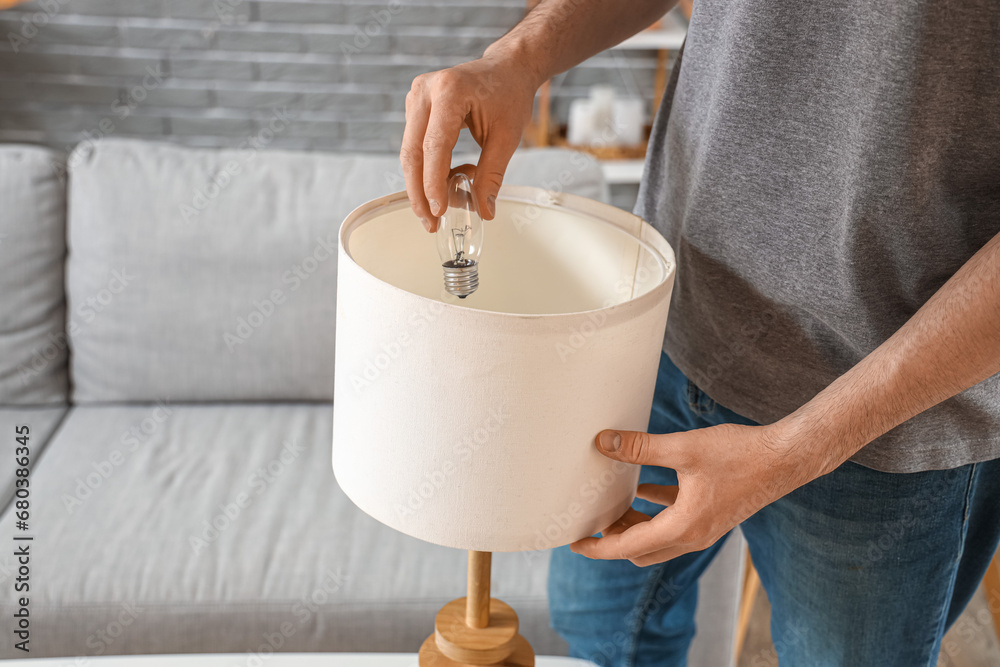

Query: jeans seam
[[922, 464, 977, 665], [623, 562, 670, 667]]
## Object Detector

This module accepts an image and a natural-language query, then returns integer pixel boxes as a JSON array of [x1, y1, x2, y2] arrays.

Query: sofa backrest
[[0, 145, 68, 406], [66, 139, 607, 403]]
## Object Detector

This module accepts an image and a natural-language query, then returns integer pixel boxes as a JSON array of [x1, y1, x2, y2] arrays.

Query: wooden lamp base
[[419, 552, 535, 666]]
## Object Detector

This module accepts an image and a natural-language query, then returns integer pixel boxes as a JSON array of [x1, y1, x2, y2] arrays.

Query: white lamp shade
[[333, 185, 676, 552]]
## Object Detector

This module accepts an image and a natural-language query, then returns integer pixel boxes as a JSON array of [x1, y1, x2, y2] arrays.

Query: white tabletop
[[0, 653, 595, 666]]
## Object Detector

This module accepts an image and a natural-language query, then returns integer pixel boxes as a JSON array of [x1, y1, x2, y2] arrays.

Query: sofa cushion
[[0, 406, 67, 515], [0, 146, 68, 405], [0, 403, 565, 658], [66, 140, 607, 403]]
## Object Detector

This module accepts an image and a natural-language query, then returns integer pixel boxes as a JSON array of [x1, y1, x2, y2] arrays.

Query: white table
[[1, 653, 595, 666]]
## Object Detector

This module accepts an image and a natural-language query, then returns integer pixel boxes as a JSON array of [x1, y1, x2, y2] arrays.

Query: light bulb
[[436, 172, 484, 298]]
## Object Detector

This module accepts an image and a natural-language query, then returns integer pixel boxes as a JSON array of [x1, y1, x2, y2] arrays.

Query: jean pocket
[[685, 379, 717, 416]]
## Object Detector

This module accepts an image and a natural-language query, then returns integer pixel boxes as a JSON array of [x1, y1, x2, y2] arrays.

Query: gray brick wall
[[0, 0, 664, 156]]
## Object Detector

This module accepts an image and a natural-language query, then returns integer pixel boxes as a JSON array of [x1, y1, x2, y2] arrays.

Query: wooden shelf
[[523, 3, 690, 186]]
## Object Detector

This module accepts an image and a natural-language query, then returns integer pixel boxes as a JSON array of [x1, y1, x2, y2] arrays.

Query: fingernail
[[598, 431, 621, 452], [487, 194, 496, 218], [421, 218, 431, 232], [428, 199, 440, 216]]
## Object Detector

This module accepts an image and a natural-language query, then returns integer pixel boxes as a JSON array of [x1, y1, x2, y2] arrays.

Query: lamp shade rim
[[338, 185, 677, 320]]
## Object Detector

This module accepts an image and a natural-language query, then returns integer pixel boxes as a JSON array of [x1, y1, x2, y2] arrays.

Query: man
[[400, 0, 1000, 664]]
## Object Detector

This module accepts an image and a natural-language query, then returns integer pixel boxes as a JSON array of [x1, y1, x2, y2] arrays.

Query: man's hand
[[572, 423, 824, 566], [400, 56, 537, 231], [400, 0, 679, 231], [576, 229, 1000, 567]]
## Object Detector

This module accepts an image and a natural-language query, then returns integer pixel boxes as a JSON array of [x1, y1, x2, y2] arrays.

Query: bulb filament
[[451, 225, 474, 266]]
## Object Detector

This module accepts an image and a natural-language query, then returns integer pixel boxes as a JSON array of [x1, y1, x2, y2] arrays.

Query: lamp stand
[[419, 551, 535, 666]]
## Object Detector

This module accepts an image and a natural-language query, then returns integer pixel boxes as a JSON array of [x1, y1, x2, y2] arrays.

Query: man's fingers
[[572, 517, 680, 561], [636, 484, 679, 507], [472, 132, 518, 220], [595, 429, 683, 468], [422, 102, 464, 218], [628, 545, 690, 568], [600, 507, 651, 538], [401, 87, 433, 230], [449, 163, 477, 180]]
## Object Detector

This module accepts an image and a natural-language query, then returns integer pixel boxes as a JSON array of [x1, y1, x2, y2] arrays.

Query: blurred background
[[2, 2, 997, 665], [0, 0, 689, 209]]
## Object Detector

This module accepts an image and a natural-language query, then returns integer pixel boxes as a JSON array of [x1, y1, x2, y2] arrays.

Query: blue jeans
[[548, 353, 1000, 666]]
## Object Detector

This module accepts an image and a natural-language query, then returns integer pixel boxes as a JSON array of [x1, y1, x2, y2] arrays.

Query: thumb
[[596, 429, 672, 467], [472, 132, 518, 220]]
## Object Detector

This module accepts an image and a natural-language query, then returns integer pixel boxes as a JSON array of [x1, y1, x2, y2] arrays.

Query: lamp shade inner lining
[[345, 196, 668, 315]]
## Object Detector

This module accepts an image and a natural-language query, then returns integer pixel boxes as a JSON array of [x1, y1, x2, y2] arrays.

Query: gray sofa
[[0, 139, 743, 664]]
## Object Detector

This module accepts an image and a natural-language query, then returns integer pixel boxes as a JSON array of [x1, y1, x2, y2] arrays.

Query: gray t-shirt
[[636, 1, 1000, 472]]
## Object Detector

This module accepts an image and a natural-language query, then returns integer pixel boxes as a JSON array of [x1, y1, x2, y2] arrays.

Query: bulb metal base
[[442, 260, 479, 298]]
